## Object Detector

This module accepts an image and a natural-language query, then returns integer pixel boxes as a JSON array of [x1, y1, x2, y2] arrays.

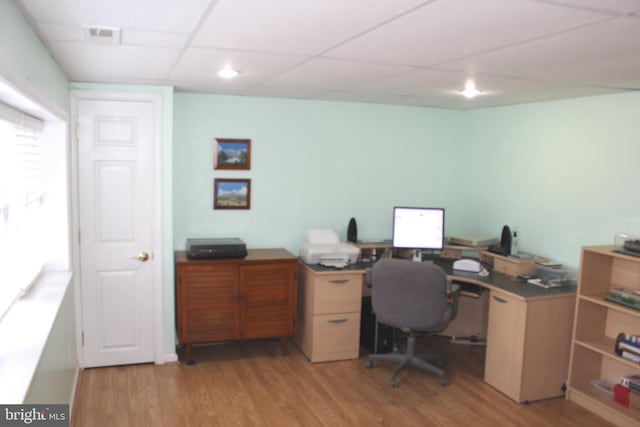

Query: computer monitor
[[392, 207, 445, 261]]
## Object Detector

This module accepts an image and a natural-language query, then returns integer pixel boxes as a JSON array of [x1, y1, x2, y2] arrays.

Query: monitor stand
[[412, 249, 422, 262]]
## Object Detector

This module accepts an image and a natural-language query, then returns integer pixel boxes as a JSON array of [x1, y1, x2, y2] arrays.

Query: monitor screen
[[392, 207, 445, 250]]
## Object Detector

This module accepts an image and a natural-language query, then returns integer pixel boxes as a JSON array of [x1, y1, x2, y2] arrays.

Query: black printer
[[186, 238, 248, 259]]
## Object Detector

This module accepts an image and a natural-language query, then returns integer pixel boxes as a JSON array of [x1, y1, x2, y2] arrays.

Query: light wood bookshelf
[[567, 245, 640, 426]]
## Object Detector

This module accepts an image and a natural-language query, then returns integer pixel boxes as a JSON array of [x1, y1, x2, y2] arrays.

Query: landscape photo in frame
[[214, 178, 251, 209], [214, 138, 251, 170]]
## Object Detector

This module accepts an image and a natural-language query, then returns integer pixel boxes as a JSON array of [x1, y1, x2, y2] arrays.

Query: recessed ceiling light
[[217, 68, 239, 79], [460, 81, 481, 99]]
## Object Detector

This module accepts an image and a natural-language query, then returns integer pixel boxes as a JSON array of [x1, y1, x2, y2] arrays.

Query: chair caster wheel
[[391, 379, 399, 388], [439, 377, 449, 387], [365, 360, 373, 369]]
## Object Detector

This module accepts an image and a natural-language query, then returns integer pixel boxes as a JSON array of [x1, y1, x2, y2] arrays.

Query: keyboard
[[453, 281, 485, 298]]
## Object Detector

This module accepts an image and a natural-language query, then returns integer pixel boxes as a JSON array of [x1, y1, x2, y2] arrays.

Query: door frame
[[70, 90, 165, 367]]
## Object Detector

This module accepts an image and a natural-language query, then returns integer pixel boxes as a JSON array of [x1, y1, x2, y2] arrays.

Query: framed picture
[[214, 178, 251, 210], [214, 138, 251, 170]]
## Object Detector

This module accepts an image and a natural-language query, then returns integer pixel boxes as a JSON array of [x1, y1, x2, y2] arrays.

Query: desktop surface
[[436, 258, 576, 300], [302, 257, 576, 300]]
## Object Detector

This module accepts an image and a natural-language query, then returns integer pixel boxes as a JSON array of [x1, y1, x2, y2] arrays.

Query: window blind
[[0, 101, 44, 321]]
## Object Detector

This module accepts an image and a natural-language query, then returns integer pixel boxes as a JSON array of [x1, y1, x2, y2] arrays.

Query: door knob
[[134, 251, 150, 262]]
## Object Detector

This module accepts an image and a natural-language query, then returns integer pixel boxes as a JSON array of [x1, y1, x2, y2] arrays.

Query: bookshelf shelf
[[581, 293, 640, 318], [567, 246, 640, 426]]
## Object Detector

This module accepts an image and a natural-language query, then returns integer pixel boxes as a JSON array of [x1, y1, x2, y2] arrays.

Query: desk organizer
[[480, 251, 547, 277]]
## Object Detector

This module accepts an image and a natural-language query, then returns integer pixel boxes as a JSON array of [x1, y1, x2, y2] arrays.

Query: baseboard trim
[[162, 353, 178, 364]]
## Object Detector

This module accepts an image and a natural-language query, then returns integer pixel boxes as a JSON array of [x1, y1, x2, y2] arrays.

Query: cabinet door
[[484, 290, 527, 402], [240, 262, 296, 339], [177, 264, 239, 343]]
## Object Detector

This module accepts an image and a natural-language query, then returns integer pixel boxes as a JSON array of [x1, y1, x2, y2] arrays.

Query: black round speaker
[[500, 225, 512, 255], [347, 217, 357, 243]]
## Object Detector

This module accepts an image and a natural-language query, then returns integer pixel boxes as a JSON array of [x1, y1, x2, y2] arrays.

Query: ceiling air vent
[[82, 26, 121, 45]]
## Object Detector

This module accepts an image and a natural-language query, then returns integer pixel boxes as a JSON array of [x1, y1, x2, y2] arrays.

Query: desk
[[296, 259, 576, 404], [438, 259, 576, 404]]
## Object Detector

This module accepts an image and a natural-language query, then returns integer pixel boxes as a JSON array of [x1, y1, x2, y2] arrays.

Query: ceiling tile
[[36, 24, 188, 48], [122, 30, 189, 49], [170, 47, 308, 86], [264, 58, 416, 91], [324, 0, 611, 67], [440, 16, 640, 85], [14, 0, 640, 109], [173, 82, 252, 95], [347, 69, 470, 97], [36, 23, 83, 42], [192, 0, 427, 55], [543, 54, 640, 89], [46, 42, 181, 81], [341, 72, 626, 109], [545, 0, 640, 14], [240, 86, 329, 99], [19, 0, 211, 33]]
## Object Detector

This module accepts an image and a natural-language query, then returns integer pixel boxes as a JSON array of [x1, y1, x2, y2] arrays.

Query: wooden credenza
[[175, 249, 297, 364]]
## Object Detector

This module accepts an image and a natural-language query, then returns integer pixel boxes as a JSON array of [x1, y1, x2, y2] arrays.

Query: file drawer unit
[[295, 262, 364, 362]]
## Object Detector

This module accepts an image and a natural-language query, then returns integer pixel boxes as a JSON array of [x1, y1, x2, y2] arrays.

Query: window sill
[[0, 271, 73, 404]]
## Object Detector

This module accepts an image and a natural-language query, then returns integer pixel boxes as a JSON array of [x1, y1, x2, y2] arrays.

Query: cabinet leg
[[280, 337, 288, 356], [185, 344, 196, 365]]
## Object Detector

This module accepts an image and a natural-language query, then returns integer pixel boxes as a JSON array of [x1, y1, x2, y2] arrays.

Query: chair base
[[365, 334, 448, 388]]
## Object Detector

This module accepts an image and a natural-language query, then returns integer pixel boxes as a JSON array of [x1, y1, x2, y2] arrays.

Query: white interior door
[[77, 96, 158, 367]]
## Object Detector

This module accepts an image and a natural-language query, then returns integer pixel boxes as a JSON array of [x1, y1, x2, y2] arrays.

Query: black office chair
[[365, 258, 459, 387]]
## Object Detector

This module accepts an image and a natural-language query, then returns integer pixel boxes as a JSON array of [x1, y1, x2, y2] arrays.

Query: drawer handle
[[328, 279, 349, 284], [493, 296, 508, 303], [328, 319, 348, 324]]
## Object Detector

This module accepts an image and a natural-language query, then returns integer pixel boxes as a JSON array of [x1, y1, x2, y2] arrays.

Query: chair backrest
[[371, 258, 449, 332]]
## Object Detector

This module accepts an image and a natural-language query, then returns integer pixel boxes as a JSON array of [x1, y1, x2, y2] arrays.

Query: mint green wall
[[462, 91, 640, 267], [174, 90, 640, 273], [173, 94, 465, 253], [0, 0, 69, 117]]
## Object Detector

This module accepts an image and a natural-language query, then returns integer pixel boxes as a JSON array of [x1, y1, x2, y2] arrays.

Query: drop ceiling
[[16, 0, 640, 109]]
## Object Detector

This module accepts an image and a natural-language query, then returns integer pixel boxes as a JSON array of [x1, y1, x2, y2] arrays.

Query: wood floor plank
[[72, 336, 613, 426]]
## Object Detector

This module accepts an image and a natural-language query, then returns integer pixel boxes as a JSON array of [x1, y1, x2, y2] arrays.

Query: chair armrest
[[365, 268, 372, 288]]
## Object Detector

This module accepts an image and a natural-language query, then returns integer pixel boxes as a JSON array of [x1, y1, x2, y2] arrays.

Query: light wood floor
[[72, 336, 611, 427]]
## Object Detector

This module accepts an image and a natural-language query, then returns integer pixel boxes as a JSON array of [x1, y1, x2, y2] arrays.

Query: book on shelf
[[628, 382, 640, 394], [621, 374, 640, 393], [622, 351, 640, 364], [618, 339, 640, 355]]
